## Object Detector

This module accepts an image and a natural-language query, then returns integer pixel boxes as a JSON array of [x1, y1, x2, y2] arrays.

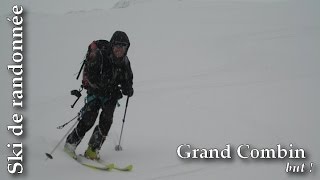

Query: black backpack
[[78, 40, 111, 89]]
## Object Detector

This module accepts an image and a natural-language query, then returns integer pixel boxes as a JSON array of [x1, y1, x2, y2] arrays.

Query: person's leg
[[85, 100, 117, 159], [65, 100, 100, 151]]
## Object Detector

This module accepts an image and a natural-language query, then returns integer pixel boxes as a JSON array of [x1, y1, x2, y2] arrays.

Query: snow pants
[[66, 97, 117, 150]]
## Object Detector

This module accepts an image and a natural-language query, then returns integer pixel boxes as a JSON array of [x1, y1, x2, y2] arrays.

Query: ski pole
[[56, 114, 79, 129], [115, 96, 129, 151], [76, 60, 86, 80], [45, 117, 79, 160]]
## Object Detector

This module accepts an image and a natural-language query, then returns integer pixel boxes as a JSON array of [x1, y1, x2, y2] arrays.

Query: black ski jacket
[[83, 40, 133, 100]]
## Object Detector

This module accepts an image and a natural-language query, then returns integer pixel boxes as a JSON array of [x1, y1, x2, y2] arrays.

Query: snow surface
[[1, 0, 320, 179]]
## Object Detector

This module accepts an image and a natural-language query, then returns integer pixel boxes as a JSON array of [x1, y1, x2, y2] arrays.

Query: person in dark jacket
[[64, 31, 134, 160]]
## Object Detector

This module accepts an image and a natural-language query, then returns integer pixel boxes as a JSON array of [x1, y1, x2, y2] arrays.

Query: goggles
[[113, 41, 129, 49]]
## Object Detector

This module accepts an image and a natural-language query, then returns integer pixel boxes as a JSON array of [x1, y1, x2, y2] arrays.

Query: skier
[[64, 31, 134, 160]]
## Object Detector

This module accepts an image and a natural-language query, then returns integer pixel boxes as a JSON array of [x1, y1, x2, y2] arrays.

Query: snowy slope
[[1, 0, 320, 179]]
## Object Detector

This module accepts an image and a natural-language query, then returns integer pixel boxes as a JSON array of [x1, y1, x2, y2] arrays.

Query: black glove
[[122, 87, 134, 97], [113, 90, 123, 100]]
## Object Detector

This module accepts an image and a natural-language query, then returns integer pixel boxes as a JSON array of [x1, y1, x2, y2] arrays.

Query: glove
[[113, 90, 123, 100], [122, 87, 134, 97]]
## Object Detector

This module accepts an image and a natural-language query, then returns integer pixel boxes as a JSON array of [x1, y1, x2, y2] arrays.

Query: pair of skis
[[66, 151, 133, 171]]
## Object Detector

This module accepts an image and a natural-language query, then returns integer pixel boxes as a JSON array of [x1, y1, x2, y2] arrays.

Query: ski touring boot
[[84, 146, 100, 160], [64, 142, 77, 159]]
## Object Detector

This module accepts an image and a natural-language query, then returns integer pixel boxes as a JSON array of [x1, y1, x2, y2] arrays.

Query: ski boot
[[64, 128, 83, 159], [64, 142, 77, 159], [84, 146, 100, 160]]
